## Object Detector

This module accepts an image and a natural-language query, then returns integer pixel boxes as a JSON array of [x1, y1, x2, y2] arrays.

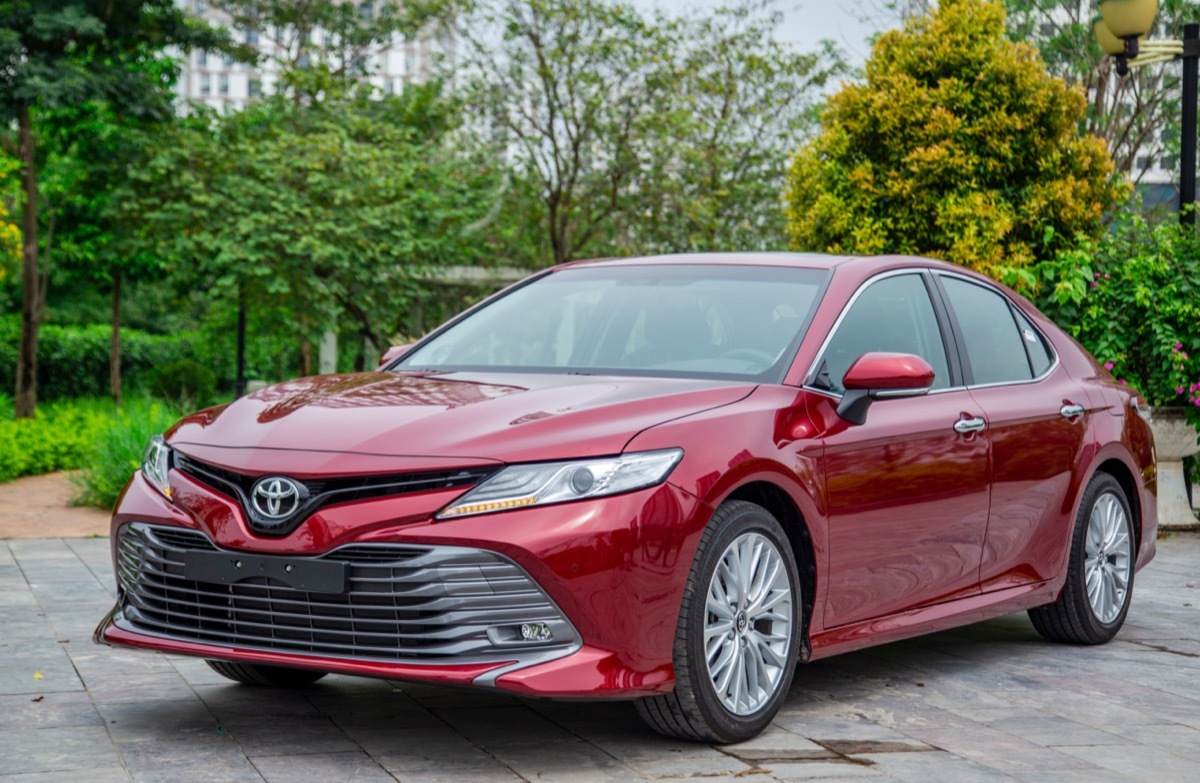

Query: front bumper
[[95, 469, 707, 698]]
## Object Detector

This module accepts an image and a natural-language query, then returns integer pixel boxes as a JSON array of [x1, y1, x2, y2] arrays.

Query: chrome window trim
[[934, 270, 1060, 389]]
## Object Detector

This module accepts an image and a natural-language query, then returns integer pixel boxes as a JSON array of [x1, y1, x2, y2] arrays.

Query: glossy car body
[[96, 253, 1156, 737]]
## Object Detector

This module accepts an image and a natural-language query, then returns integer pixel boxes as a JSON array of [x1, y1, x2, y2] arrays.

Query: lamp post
[[1094, 0, 1200, 225]]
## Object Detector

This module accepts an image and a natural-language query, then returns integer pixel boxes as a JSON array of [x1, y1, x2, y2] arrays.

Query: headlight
[[437, 449, 683, 519], [142, 435, 172, 500]]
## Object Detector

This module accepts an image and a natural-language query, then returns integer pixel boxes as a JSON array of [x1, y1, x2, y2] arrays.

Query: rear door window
[[939, 276, 1033, 386]]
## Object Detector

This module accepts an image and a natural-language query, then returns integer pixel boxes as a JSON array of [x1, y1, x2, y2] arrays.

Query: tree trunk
[[110, 271, 122, 407], [15, 103, 39, 420]]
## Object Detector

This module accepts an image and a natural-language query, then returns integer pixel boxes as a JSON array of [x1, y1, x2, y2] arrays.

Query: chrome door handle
[[953, 417, 986, 434], [1060, 403, 1085, 419]]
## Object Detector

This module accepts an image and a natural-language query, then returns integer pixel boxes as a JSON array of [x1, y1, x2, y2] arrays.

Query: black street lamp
[[1095, 0, 1200, 225]]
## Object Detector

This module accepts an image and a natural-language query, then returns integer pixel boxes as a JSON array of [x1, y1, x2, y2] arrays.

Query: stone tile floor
[[2, 533, 1198, 782]]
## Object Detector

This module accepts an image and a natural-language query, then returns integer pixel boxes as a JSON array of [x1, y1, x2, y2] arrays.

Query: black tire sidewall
[[1069, 474, 1136, 639], [680, 502, 801, 742]]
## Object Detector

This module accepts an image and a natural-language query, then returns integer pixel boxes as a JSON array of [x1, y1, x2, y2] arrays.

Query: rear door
[[935, 274, 1094, 592]]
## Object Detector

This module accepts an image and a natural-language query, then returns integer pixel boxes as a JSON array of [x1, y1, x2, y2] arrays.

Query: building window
[[194, 0, 207, 12], [200, 74, 211, 95], [248, 78, 262, 98], [405, 46, 416, 75], [1136, 156, 1150, 171], [222, 53, 234, 68], [197, 50, 207, 68], [245, 28, 258, 45], [219, 73, 229, 94], [1162, 156, 1177, 171]]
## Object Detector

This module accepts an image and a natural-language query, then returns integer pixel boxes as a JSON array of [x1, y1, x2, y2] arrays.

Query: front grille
[[173, 454, 497, 536], [115, 523, 577, 664]]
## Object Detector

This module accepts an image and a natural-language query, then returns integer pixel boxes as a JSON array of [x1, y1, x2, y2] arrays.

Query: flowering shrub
[[1003, 214, 1200, 430]]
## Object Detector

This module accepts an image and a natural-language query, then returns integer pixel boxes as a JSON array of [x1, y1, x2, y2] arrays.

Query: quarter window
[[940, 277, 1033, 385], [814, 274, 951, 394]]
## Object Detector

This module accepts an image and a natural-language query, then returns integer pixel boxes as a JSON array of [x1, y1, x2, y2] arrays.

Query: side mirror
[[836, 352, 935, 426], [377, 344, 412, 369]]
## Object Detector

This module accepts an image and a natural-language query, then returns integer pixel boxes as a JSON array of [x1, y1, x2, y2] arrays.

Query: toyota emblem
[[250, 476, 305, 522]]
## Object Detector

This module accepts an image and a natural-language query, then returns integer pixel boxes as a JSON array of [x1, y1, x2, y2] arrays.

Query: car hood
[[167, 371, 755, 468]]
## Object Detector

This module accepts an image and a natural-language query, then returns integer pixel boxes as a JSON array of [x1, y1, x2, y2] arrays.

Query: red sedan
[[95, 254, 1156, 743]]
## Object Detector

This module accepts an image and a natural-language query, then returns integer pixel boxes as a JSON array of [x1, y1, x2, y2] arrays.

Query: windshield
[[398, 264, 827, 381]]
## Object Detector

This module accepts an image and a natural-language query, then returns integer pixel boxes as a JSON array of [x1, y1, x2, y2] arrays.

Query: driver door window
[[815, 274, 951, 394]]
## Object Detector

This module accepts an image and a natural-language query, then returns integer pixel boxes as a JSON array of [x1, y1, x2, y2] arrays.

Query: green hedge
[[0, 317, 203, 401]]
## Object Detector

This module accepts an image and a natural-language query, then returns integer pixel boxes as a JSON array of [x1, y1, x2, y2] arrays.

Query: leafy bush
[[72, 397, 182, 509], [1004, 215, 1200, 429], [0, 398, 115, 483], [151, 359, 217, 409], [0, 317, 201, 401], [785, 0, 1126, 275]]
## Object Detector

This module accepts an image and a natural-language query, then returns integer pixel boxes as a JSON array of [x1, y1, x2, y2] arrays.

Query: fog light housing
[[520, 622, 553, 642], [487, 621, 558, 646]]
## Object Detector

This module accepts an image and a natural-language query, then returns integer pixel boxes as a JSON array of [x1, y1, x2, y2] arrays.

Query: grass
[[0, 395, 181, 509]]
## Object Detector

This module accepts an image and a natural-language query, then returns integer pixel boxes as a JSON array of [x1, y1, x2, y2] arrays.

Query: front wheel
[[1029, 473, 1135, 644], [637, 500, 801, 743], [205, 660, 328, 687]]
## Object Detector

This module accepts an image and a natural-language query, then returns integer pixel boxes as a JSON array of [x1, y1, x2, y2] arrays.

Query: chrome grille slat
[[115, 523, 576, 663]]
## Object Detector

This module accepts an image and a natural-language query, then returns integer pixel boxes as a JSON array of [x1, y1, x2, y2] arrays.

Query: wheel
[[205, 659, 328, 687], [636, 500, 801, 743], [1028, 473, 1135, 644]]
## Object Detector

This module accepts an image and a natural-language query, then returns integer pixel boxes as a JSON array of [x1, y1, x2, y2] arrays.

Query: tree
[[464, 0, 679, 265], [0, 1, 224, 417], [1003, 1, 1200, 189], [466, 0, 842, 264], [214, 0, 454, 98], [633, 2, 843, 254], [785, 0, 1127, 276], [138, 83, 500, 372]]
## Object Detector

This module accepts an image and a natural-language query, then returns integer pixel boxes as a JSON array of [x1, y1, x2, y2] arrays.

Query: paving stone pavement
[[2, 533, 1199, 782]]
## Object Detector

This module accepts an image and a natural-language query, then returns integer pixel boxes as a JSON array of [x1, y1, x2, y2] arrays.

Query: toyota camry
[[95, 253, 1157, 743]]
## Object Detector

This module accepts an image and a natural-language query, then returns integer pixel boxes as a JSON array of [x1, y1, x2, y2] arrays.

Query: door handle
[[953, 416, 986, 434], [1060, 403, 1086, 420]]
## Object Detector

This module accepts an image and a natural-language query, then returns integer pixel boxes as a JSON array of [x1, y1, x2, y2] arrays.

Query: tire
[[636, 500, 801, 743], [1028, 473, 1135, 645], [205, 659, 328, 687]]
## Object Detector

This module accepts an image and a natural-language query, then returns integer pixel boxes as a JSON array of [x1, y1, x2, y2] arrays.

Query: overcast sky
[[638, 1, 899, 68]]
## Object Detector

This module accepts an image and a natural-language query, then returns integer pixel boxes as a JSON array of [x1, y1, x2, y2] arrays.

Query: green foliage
[[0, 317, 201, 400], [0, 397, 114, 483], [133, 81, 500, 352], [1003, 215, 1200, 428], [633, 3, 844, 254], [1003, 1, 1200, 189], [466, 0, 841, 264], [786, 0, 1127, 276], [151, 359, 216, 410], [72, 397, 181, 508]]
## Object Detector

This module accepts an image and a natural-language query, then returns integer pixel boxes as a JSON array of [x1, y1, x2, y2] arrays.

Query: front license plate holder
[[183, 551, 348, 594]]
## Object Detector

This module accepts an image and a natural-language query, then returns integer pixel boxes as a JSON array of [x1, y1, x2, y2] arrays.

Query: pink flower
[[1104, 362, 1115, 371], [1175, 342, 1184, 351], [1178, 386, 1187, 395], [1119, 379, 1127, 385], [1104, 273, 1110, 279], [1090, 282, 1098, 289]]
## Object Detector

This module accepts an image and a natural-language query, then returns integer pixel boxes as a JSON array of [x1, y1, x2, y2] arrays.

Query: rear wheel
[[1029, 473, 1135, 644], [205, 660, 328, 687], [637, 500, 800, 743]]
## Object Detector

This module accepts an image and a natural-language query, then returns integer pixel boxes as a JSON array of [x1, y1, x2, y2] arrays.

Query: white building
[[175, 0, 448, 112]]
